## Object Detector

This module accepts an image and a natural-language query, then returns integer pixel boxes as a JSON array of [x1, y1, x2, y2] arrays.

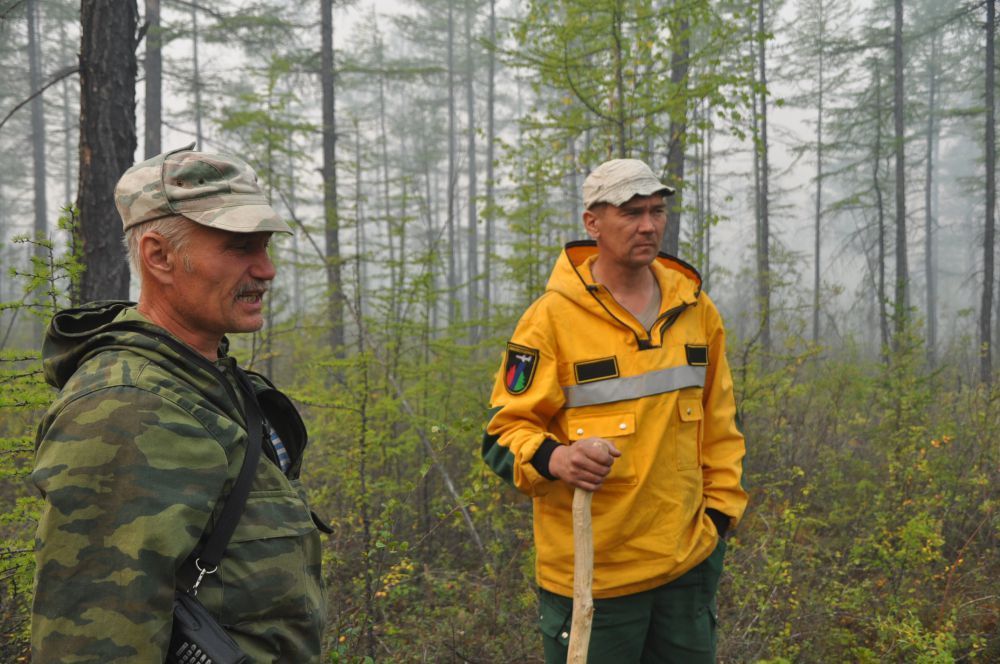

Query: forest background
[[0, 0, 997, 661]]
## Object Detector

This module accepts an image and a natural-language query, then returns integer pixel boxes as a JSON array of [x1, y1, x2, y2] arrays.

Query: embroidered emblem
[[574, 357, 620, 384], [504, 343, 539, 395], [685, 344, 709, 366]]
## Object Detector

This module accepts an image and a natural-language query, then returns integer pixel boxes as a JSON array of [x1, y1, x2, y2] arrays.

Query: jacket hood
[[546, 240, 702, 310], [42, 300, 230, 391]]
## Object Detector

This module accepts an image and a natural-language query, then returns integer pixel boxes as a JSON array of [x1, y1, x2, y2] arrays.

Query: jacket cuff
[[706, 508, 730, 539], [530, 438, 560, 480]]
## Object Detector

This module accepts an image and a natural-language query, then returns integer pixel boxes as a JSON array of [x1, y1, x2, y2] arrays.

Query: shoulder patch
[[504, 343, 540, 395], [685, 344, 709, 366]]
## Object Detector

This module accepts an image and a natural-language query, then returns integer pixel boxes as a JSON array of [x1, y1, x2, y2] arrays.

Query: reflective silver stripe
[[563, 365, 706, 408]]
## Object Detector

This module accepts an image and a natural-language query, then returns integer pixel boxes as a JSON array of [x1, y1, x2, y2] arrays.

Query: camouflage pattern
[[32, 302, 325, 663], [114, 143, 293, 234]]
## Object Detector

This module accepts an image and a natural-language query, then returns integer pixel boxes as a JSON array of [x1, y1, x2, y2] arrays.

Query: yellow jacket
[[483, 241, 748, 598]]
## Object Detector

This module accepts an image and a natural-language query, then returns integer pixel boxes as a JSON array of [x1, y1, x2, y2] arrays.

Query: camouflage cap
[[582, 159, 676, 209], [115, 143, 292, 233]]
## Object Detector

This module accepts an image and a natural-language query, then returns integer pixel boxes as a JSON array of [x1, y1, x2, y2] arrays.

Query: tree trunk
[[447, 1, 458, 327], [662, 1, 689, 256], [321, 0, 344, 356], [27, 0, 47, 337], [354, 120, 368, 314], [705, 105, 713, 292], [77, 0, 138, 303], [756, 0, 771, 353], [143, 0, 161, 158], [568, 137, 580, 232], [61, 20, 74, 205], [873, 58, 890, 357], [465, 0, 478, 342], [694, 101, 705, 272], [376, 32, 397, 325], [925, 33, 940, 368], [191, 2, 203, 147], [27, 0, 47, 247], [483, 0, 496, 328], [611, 1, 627, 157], [981, 0, 996, 384], [892, 0, 908, 348], [287, 133, 302, 320], [813, 9, 825, 345]]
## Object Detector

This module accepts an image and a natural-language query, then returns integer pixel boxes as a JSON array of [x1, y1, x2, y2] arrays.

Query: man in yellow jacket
[[482, 159, 748, 663]]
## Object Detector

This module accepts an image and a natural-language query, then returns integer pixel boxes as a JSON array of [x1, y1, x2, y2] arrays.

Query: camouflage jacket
[[31, 302, 326, 663]]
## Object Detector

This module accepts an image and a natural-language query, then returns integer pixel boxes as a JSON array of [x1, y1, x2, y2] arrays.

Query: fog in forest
[[0, 0, 996, 661]]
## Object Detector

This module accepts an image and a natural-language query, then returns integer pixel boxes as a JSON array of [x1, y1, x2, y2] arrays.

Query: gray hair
[[123, 215, 197, 279]]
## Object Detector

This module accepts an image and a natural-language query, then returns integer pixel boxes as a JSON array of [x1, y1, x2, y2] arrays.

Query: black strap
[[196, 368, 263, 571]]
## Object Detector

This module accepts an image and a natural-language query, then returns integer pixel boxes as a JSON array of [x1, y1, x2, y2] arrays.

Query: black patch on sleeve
[[574, 357, 619, 384], [530, 438, 560, 480], [685, 344, 709, 366]]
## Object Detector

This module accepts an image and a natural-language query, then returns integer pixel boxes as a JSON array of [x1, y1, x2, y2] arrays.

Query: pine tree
[[76, 0, 138, 302]]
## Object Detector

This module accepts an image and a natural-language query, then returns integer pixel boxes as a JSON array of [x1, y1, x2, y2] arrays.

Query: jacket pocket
[[676, 397, 704, 470], [537, 588, 573, 646], [567, 411, 637, 486], [217, 488, 320, 625]]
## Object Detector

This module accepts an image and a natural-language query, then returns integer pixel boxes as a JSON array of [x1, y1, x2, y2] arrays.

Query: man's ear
[[138, 231, 176, 285], [583, 208, 600, 240]]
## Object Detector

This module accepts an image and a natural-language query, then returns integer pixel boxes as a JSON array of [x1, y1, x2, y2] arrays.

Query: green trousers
[[539, 540, 726, 664]]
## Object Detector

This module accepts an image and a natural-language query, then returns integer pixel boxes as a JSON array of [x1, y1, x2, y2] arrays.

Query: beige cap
[[115, 143, 292, 233], [582, 159, 675, 209]]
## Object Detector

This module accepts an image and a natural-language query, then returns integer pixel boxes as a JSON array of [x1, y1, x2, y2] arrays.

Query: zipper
[[586, 285, 693, 350], [655, 303, 691, 337]]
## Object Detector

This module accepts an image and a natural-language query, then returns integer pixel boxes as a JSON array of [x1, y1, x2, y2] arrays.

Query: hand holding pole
[[566, 439, 610, 663]]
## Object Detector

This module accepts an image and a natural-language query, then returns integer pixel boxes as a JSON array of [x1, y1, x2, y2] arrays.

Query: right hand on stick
[[549, 437, 621, 492]]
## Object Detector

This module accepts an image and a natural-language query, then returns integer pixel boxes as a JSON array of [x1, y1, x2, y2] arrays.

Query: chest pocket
[[567, 412, 637, 486], [675, 397, 704, 470], [215, 484, 322, 626]]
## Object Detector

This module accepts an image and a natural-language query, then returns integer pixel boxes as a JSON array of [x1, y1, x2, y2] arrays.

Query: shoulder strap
[[195, 367, 263, 571]]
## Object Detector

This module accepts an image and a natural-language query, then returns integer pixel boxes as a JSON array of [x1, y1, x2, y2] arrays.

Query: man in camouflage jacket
[[31, 145, 327, 662]]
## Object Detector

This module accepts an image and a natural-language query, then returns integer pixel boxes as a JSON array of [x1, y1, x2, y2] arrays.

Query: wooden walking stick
[[567, 486, 595, 663], [567, 439, 606, 663]]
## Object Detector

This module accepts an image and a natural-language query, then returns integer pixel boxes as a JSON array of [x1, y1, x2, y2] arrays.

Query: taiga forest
[[0, 0, 998, 661]]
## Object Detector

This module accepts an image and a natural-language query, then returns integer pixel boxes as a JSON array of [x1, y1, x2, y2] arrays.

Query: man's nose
[[637, 212, 657, 232], [251, 248, 277, 280]]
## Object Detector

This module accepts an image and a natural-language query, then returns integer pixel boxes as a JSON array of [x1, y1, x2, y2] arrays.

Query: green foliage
[[1, 224, 995, 662], [0, 208, 81, 660], [724, 332, 998, 662], [3, 1, 998, 658], [507, 0, 751, 160]]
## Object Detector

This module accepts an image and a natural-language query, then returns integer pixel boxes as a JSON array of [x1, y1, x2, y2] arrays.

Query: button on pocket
[[566, 412, 637, 486]]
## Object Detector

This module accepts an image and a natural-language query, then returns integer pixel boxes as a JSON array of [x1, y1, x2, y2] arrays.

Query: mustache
[[234, 279, 270, 298]]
